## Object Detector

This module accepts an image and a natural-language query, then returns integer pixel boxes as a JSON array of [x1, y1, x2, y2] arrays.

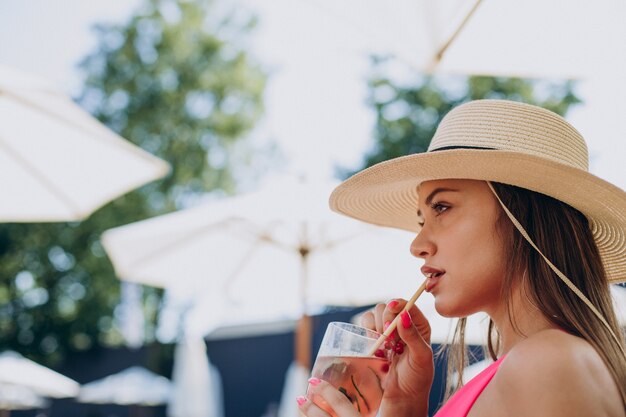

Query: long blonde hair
[[442, 182, 626, 405]]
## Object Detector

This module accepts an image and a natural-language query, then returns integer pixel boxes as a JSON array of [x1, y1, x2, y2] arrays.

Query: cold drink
[[310, 354, 389, 417]]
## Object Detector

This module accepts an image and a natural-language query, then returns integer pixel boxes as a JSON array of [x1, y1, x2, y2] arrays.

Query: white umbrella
[[0, 383, 48, 411], [102, 176, 423, 321], [294, 2, 626, 194], [307, 0, 626, 79], [102, 175, 429, 368], [168, 336, 223, 417], [0, 64, 170, 222], [0, 351, 79, 398], [78, 366, 171, 406], [102, 175, 485, 417], [427, 0, 626, 79]]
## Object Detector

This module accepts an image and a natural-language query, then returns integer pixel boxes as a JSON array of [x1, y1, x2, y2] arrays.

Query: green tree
[[0, 0, 268, 365], [347, 57, 580, 173]]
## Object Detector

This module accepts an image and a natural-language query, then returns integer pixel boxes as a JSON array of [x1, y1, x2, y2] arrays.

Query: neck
[[488, 286, 557, 355]]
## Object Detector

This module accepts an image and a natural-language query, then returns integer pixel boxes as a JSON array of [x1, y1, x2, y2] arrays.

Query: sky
[[2, 0, 625, 191]]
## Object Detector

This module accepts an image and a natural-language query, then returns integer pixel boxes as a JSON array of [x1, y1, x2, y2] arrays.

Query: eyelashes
[[417, 201, 450, 227], [430, 201, 450, 215]]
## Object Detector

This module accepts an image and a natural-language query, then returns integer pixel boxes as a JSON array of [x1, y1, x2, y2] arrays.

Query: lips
[[421, 266, 445, 292]]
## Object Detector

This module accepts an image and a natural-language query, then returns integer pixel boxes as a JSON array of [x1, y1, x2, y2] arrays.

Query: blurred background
[[0, 0, 625, 416]]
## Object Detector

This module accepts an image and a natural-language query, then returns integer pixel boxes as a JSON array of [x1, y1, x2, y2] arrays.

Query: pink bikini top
[[433, 355, 507, 417]]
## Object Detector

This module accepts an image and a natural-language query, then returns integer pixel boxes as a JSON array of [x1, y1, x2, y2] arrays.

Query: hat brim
[[330, 149, 626, 283]]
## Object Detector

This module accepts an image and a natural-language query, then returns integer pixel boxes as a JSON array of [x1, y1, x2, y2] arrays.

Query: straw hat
[[330, 99, 626, 284]]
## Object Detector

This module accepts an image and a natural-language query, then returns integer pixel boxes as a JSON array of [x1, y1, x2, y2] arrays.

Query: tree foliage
[[349, 57, 580, 173], [0, 0, 267, 365]]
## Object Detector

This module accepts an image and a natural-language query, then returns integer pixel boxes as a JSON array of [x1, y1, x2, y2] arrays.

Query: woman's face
[[411, 179, 508, 318]]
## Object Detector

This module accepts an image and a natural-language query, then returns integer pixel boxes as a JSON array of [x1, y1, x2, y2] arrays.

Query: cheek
[[457, 224, 507, 283], [454, 208, 506, 262], [436, 222, 507, 314]]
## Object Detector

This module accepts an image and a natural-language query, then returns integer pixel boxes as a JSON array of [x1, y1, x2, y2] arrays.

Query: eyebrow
[[416, 187, 459, 219]]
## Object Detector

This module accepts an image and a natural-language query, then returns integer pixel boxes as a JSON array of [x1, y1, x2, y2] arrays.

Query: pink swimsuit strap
[[433, 355, 507, 417]]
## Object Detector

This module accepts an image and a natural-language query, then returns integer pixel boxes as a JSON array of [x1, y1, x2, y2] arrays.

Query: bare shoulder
[[490, 329, 624, 417]]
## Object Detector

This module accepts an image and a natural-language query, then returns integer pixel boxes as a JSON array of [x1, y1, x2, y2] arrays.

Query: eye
[[430, 201, 450, 215]]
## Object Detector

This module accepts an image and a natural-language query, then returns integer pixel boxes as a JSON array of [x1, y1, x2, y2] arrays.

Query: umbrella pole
[[295, 314, 312, 370], [296, 223, 312, 370], [429, 0, 483, 70]]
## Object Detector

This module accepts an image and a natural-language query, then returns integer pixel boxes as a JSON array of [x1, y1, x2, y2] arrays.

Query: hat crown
[[428, 100, 589, 171]]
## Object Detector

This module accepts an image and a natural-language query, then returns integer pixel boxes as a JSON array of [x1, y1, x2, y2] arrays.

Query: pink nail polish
[[401, 311, 412, 329], [383, 320, 391, 330], [388, 300, 399, 309], [296, 396, 307, 406], [308, 377, 321, 386], [390, 327, 398, 339]]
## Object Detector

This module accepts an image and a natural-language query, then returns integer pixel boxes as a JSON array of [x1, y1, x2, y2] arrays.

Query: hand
[[360, 299, 434, 417], [297, 378, 363, 417]]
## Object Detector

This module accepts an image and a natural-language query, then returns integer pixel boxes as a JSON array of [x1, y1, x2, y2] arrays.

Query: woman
[[297, 100, 626, 416]]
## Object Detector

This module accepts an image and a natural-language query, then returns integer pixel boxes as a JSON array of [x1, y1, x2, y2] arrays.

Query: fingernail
[[401, 311, 412, 329], [296, 396, 307, 406], [308, 377, 321, 386], [383, 320, 391, 330], [388, 300, 399, 309]]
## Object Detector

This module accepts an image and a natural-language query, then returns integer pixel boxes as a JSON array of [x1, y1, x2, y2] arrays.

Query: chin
[[434, 297, 471, 318], [433, 299, 458, 318]]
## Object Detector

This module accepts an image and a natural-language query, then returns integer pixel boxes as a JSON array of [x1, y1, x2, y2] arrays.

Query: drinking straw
[[367, 279, 428, 356]]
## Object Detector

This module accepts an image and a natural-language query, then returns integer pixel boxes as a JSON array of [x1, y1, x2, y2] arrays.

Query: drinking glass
[[309, 322, 392, 417]]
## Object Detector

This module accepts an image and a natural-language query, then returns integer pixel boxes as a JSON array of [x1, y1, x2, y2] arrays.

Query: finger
[[373, 303, 386, 334], [384, 300, 431, 345], [383, 298, 406, 331], [404, 304, 432, 344], [396, 309, 432, 357], [359, 310, 376, 331], [297, 395, 332, 417], [305, 379, 362, 417]]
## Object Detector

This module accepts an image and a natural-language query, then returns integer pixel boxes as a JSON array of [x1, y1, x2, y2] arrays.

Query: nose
[[410, 228, 436, 259]]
